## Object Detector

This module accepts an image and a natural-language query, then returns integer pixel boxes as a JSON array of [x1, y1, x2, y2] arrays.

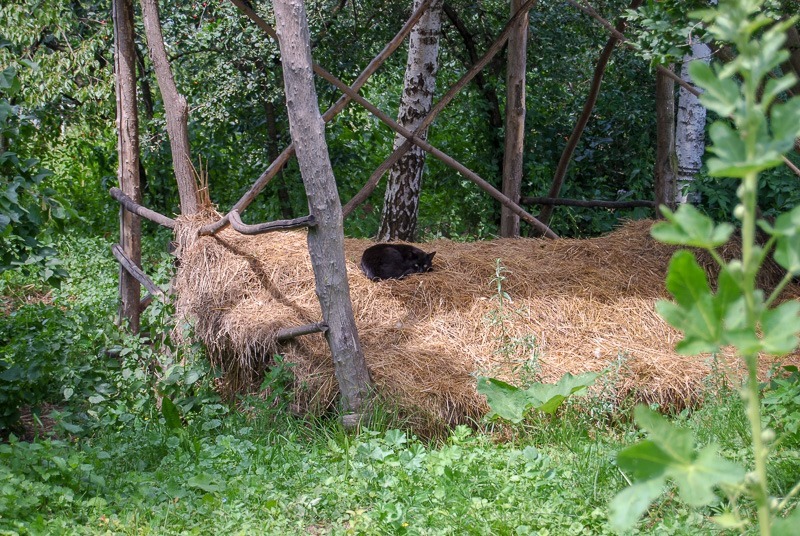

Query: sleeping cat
[[360, 243, 436, 281]]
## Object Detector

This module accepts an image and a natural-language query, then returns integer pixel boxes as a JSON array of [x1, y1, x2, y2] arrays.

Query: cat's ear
[[427, 252, 436, 261]]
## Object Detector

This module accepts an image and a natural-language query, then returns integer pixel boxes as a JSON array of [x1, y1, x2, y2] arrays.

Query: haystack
[[173, 215, 800, 428]]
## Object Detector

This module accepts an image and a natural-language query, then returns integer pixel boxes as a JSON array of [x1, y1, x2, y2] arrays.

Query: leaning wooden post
[[112, 0, 142, 333], [273, 0, 373, 418], [140, 0, 199, 215]]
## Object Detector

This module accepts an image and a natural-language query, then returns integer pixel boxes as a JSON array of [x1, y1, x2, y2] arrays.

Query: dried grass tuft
[[172, 218, 800, 430]]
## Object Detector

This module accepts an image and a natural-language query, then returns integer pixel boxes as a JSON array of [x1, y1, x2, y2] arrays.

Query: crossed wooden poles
[[111, 0, 751, 330]]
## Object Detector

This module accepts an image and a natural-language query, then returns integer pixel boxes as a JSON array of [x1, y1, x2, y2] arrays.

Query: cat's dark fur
[[360, 244, 436, 281]]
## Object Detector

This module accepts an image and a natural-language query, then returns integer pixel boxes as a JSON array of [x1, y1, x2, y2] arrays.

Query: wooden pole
[[500, 0, 529, 237], [112, 0, 142, 333], [140, 0, 199, 215], [273, 0, 373, 416]]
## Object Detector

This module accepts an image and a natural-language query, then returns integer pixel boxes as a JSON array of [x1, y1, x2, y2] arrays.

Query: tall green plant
[[610, 1, 800, 533]]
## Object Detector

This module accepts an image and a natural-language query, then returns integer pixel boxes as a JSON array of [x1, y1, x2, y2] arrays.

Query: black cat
[[360, 244, 436, 281]]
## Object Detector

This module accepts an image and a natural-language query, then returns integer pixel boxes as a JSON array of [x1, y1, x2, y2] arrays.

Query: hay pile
[[173, 215, 800, 428]]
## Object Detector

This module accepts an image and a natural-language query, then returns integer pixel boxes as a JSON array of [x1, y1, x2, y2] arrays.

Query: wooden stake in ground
[[113, 0, 142, 333], [500, 0, 529, 238], [654, 65, 677, 210], [273, 0, 373, 416]]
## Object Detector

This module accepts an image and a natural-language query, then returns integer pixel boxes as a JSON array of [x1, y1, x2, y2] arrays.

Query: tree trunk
[[113, 0, 142, 333], [654, 65, 677, 211], [782, 23, 800, 97], [500, 0, 528, 237], [675, 41, 710, 205], [273, 0, 373, 415], [378, 0, 444, 242], [537, 0, 643, 230], [264, 98, 293, 219], [140, 0, 199, 215]]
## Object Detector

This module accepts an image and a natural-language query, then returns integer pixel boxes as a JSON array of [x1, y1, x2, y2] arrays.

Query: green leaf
[[771, 97, 800, 146], [523, 372, 599, 414], [690, 61, 739, 117], [773, 506, 800, 536], [187, 473, 224, 493], [633, 406, 694, 461], [664, 251, 711, 308], [652, 204, 733, 249], [161, 396, 183, 430], [617, 440, 672, 480], [477, 377, 528, 423], [761, 301, 800, 355], [608, 478, 666, 532], [671, 444, 744, 506], [478, 372, 598, 422]]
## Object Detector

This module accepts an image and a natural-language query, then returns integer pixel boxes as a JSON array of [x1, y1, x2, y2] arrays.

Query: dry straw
[[173, 215, 800, 430]]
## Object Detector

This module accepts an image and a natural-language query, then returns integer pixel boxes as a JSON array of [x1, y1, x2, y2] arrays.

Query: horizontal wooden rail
[[275, 322, 328, 341], [228, 210, 317, 235], [521, 197, 656, 208], [111, 244, 167, 301], [109, 187, 176, 229]]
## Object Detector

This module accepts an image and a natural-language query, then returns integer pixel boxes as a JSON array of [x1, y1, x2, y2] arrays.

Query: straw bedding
[[173, 214, 800, 428]]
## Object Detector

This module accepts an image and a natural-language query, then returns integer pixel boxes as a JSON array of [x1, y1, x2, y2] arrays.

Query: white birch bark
[[378, 0, 443, 242], [675, 42, 711, 204]]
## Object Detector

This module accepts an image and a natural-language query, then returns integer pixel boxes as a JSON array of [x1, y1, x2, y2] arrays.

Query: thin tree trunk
[[500, 0, 528, 237], [140, 0, 199, 215], [264, 99, 293, 219], [675, 41, 710, 205], [134, 43, 155, 120], [378, 0, 444, 242], [442, 3, 503, 152], [537, 0, 643, 229], [654, 65, 677, 211], [113, 0, 142, 333], [273, 0, 373, 416], [782, 23, 800, 96]]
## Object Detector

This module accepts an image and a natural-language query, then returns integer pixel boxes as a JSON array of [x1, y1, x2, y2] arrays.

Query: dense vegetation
[[2, 0, 800, 533]]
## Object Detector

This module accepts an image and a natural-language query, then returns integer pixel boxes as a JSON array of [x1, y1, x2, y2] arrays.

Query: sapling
[[610, 1, 800, 534]]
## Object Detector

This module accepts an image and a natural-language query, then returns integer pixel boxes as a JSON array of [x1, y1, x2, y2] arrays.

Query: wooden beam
[[110, 187, 177, 229], [228, 210, 316, 235], [521, 196, 656, 208], [275, 322, 328, 341], [111, 244, 167, 301]]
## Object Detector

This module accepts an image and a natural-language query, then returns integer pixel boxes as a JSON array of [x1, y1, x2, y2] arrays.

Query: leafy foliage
[[478, 372, 599, 423], [0, 61, 68, 282], [612, 1, 800, 532]]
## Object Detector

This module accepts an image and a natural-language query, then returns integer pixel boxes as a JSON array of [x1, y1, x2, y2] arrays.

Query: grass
[[1, 234, 797, 535]]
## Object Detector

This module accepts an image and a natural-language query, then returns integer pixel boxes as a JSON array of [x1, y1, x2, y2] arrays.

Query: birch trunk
[[654, 65, 677, 211], [113, 0, 142, 333], [500, 0, 529, 238], [273, 0, 373, 415], [140, 0, 199, 215], [675, 41, 710, 205], [378, 0, 444, 242]]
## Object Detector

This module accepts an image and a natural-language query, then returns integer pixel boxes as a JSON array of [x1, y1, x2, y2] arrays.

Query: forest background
[[2, 0, 800, 533]]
